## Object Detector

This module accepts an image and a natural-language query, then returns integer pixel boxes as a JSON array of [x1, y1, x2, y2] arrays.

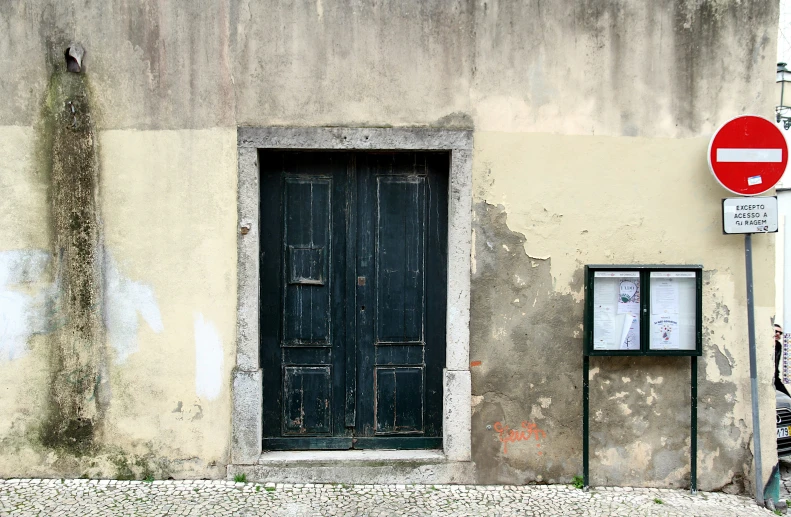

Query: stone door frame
[[231, 127, 472, 467]]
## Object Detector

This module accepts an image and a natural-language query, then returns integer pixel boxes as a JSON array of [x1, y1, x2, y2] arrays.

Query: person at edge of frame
[[776, 323, 791, 398]]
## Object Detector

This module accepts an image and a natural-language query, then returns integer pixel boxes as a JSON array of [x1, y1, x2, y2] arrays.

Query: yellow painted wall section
[[0, 127, 236, 479], [0, 126, 53, 476], [473, 132, 774, 299], [98, 129, 237, 477]]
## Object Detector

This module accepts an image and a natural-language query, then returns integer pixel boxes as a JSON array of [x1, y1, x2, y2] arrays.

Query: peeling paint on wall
[[467, 198, 766, 490], [194, 313, 223, 401], [0, 247, 163, 364], [471, 202, 584, 484], [0, 250, 52, 360], [105, 251, 164, 363]]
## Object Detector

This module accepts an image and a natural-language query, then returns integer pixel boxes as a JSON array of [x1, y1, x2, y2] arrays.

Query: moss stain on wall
[[37, 42, 108, 454]]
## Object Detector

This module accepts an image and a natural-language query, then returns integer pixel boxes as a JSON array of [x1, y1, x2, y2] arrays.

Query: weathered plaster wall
[[1, 1, 775, 135], [97, 129, 237, 478], [233, 0, 775, 137], [0, 2, 235, 129], [0, 125, 54, 476], [0, 124, 236, 478], [469, 132, 776, 492], [0, 0, 780, 490]]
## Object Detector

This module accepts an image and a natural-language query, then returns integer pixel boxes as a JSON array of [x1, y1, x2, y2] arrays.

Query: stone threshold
[[227, 450, 475, 484], [257, 450, 446, 465]]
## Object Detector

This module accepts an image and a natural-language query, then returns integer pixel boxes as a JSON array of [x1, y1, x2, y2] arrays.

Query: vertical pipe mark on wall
[[40, 43, 107, 452]]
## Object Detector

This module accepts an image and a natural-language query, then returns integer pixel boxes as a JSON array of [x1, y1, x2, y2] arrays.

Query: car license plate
[[778, 426, 790, 439]]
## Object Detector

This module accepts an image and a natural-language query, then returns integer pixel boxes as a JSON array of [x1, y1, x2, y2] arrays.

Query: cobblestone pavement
[[0, 479, 775, 517]]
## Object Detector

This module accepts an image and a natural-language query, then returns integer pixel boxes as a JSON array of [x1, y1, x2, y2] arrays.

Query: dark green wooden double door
[[260, 151, 448, 450]]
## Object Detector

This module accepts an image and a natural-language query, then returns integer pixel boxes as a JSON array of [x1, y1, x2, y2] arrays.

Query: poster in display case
[[584, 265, 702, 356]]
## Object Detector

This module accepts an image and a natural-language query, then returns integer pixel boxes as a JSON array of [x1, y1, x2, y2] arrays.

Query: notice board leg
[[746, 233, 764, 506], [691, 355, 697, 494], [583, 354, 590, 489]]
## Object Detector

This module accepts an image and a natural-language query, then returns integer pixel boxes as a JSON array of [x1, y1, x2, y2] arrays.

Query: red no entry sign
[[707, 115, 788, 196]]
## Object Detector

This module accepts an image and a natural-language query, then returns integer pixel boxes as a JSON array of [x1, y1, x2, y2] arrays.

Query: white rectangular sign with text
[[722, 196, 778, 234]]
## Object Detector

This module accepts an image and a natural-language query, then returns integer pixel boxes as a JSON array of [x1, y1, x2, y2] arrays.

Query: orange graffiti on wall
[[493, 421, 546, 454]]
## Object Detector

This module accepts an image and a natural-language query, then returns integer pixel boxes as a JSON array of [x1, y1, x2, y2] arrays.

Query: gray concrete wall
[[1, 1, 775, 135], [0, 0, 780, 492]]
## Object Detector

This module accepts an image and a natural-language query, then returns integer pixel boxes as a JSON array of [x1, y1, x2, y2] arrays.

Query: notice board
[[584, 265, 702, 356]]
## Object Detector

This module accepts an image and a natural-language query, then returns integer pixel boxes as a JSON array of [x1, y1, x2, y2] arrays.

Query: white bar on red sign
[[716, 148, 783, 163]]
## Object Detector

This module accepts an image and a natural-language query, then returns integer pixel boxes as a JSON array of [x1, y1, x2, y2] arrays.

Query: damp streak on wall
[[39, 44, 107, 453]]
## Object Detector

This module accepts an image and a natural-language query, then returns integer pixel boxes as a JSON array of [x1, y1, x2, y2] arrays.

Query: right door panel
[[355, 153, 448, 447]]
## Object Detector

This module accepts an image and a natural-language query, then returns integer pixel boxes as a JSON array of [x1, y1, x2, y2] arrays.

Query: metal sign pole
[[583, 354, 590, 489], [691, 356, 697, 494], [784, 213, 791, 385], [745, 233, 764, 505]]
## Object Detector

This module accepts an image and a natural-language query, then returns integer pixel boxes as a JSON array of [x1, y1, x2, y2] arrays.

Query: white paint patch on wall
[[0, 250, 52, 360], [0, 248, 162, 363], [194, 313, 223, 400], [105, 251, 164, 363]]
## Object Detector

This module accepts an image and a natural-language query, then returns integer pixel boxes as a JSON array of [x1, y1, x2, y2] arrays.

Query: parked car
[[778, 390, 791, 457]]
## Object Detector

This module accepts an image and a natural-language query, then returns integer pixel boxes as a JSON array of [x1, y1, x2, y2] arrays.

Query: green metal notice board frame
[[582, 264, 703, 492]]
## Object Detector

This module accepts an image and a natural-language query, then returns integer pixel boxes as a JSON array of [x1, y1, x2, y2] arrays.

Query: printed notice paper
[[651, 278, 679, 315], [618, 313, 640, 350], [651, 315, 679, 349], [593, 306, 615, 349], [594, 279, 616, 305], [617, 279, 640, 315]]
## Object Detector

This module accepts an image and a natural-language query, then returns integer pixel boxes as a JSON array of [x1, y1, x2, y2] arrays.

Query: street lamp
[[777, 62, 791, 130]]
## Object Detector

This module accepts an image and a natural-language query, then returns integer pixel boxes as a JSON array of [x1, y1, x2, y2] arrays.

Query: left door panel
[[260, 152, 352, 449]]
